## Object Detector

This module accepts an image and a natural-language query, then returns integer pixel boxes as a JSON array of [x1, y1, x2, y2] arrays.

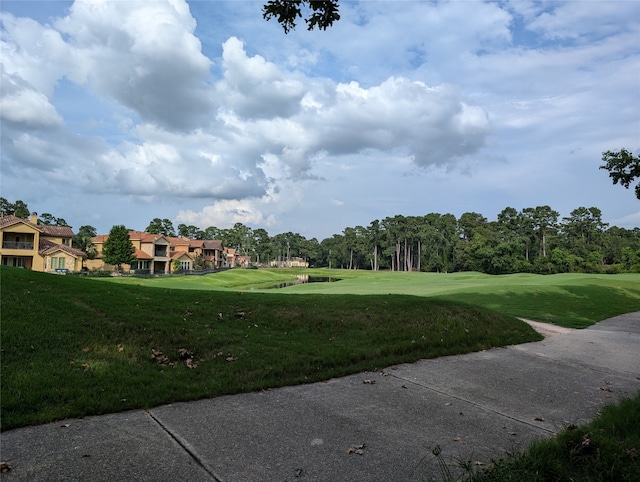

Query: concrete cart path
[[2, 312, 639, 481]]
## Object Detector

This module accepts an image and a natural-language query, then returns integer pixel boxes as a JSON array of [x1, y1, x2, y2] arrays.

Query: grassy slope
[[472, 391, 640, 481], [104, 269, 640, 328], [1, 266, 541, 429]]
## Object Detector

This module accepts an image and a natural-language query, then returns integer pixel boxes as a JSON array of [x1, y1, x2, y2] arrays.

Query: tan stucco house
[[0, 214, 85, 272], [88, 231, 226, 273]]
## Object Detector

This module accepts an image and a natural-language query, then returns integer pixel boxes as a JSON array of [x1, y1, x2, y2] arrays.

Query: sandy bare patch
[[519, 318, 577, 338]]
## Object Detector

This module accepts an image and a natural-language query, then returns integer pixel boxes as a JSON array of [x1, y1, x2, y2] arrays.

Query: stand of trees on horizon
[[3, 197, 639, 275]]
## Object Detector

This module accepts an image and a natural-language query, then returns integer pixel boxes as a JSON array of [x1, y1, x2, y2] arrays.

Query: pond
[[267, 274, 341, 289]]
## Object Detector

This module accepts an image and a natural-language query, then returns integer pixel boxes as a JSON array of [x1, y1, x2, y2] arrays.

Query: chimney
[[30, 212, 38, 224]]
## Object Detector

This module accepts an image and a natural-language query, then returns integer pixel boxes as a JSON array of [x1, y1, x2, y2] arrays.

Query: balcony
[[2, 241, 35, 250]]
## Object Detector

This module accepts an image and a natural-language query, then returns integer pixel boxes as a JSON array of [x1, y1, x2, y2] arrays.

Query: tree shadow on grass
[[435, 285, 640, 329]]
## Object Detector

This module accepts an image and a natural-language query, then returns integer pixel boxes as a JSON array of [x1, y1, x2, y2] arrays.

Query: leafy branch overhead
[[600, 149, 640, 200], [263, 0, 340, 33]]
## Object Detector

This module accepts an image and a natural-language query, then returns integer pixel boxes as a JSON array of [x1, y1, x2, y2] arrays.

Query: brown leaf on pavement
[[347, 443, 366, 455]]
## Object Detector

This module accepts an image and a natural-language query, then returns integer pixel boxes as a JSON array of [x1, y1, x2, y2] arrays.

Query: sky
[[1, 0, 639, 240]]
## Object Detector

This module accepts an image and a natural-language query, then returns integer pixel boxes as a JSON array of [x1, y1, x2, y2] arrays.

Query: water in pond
[[268, 274, 340, 289]]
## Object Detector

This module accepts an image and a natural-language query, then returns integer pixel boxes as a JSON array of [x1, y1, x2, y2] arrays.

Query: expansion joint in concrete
[[147, 410, 223, 482], [389, 374, 557, 436]]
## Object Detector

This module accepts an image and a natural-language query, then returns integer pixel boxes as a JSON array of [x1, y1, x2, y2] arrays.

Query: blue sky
[[1, 0, 639, 239]]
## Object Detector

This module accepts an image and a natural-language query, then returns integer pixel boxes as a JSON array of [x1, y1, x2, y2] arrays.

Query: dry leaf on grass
[[151, 349, 174, 366]]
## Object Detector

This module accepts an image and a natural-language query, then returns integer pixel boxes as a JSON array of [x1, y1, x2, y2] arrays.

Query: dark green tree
[[13, 201, 30, 219], [145, 218, 176, 237], [38, 213, 70, 226], [0, 197, 13, 216], [252, 228, 272, 265], [229, 223, 253, 254], [1, 198, 30, 218], [102, 225, 136, 271], [73, 225, 97, 250], [458, 212, 487, 241], [203, 226, 222, 240], [523, 206, 559, 259], [496, 207, 532, 266], [600, 148, 640, 200], [73, 225, 98, 264], [177, 223, 204, 239], [263, 0, 340, 33], [561, 207, 608, 258]]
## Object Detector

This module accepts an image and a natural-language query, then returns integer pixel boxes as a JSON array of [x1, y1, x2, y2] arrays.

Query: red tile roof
[[134, 248, 153, 260], [170, 251, 194, 260], [92, 231, 225, 252], [203, 240, 223, 250], [38, 239, 85, 257], [0, 214, 74, 237], [0, 215, 30, 229], [40, 225, 74, 237]]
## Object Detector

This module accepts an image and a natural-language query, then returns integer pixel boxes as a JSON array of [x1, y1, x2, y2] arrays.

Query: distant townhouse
[[269, 256, 309, 268], [188, 239, 227, 269], [224, 247, 237, 268], [88, 231, 226, 273], [0, 213, 85, 273]]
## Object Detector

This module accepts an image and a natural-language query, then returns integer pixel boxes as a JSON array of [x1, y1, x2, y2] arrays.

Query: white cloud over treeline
[[1, 0, 638, 235]]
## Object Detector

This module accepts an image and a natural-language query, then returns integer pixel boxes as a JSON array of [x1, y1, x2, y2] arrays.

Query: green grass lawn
[[1, 266, 541, 430], [3, 266, 639, 478], [103, 268, 640, 328]]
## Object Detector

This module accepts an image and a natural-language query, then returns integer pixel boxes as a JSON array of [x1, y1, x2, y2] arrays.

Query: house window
[[180, 261, 190, 270], [51, 257, 65, 269], [132, 260, 149, 270], [3, 257, 27, 267]]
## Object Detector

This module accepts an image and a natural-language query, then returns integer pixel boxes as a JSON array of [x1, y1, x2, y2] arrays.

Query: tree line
[[317, 207, 640, 274], [3, 202, 639, 275], [141, 207, 640, 274]]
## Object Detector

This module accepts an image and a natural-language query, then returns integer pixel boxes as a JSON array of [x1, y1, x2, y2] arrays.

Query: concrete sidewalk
[[2, 312, 639, 481]]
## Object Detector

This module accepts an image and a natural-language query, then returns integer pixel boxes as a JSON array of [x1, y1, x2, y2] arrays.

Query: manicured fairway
[[104, 269, 640, 328]]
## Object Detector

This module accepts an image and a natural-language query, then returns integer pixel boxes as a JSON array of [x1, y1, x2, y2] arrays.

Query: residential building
[[187, 239, 226, 269], [88, 231, 226, 273], [224, 247, 237, 268], [0, 214, 85, 272], [269, 256, 309, 268]]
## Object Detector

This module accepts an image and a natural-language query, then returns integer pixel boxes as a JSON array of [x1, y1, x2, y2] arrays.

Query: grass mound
[[1, 266, 540, 430], [471, 391, 640, 481]]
